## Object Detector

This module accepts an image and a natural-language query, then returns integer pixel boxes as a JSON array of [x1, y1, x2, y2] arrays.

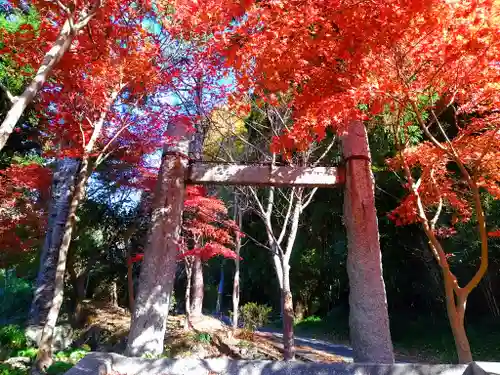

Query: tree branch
[[301, 187, 318, 211], [0, 82, 17, 104], [312, 137, 336, 167], [276, 188, 295, 246]]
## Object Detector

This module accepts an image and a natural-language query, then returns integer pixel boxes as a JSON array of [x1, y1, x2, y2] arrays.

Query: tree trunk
[[184, 260, 193, 330], [124, 223, 140, 313], [73, 274, 86, 325], [110, 279, 118, 307], [126, 124, 190, 357], [341, 120, 394, 363], [32, 89, 117, 373], [443, 272, 472, 363], [127, 249, 135, 312], [232, 196, 241, 331], [281, 261, 295, 360], [67, 249, 92, 326], [191, 256, 204, 317], [29, 158, 80, 326], [272, 249, 284, 319], [33, 156, 91, 372], [215, 260, 225, 314], [451, 319, 472, 364], [0, 20, 74, 152]]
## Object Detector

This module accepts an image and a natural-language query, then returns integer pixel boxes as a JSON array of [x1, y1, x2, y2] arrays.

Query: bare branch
[[78, 121, 87, 150], [56, 0, 75, 30], [284, 196, 302, 261], [95, 122, 131, 166], [276, 188, 295, 246], [301, 187, 318, 211], [312, 137, 336, 167]]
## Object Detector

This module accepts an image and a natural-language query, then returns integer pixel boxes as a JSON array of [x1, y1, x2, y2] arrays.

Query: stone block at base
[[64, 352, 500, 375], [25, 325, 73, 352]]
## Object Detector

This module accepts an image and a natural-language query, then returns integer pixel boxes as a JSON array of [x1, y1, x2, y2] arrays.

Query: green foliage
[[0, 325, 27, 352], [0, 9, 40, 94], [0, 363, 27, 375], [240, 303, 272, 331], [294, 308, 349, 342], [0, 271, 33, 323], [54, 348, 89, 362], [0, 9, 40, 33], [46, 362, 73, 375], [11, 347, 37, 359], [169, 294, 176, 313], [193, 332, 212, 344], [298, 315, 321, 324]]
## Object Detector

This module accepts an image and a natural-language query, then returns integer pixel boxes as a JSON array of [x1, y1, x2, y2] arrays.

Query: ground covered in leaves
[[0, 301, 348, 375]]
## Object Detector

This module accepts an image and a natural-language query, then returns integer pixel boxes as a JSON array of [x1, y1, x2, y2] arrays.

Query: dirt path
[[257, 330, 428, 364], [254, 331, 353, 362]]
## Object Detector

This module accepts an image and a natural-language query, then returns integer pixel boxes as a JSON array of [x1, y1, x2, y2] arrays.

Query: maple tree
[[385, 107, 500, 362], [0, 0, 113, 150], [364, 1, 499, 363], [23, 3, 168, 370], [179, 185, 239, 325], [172, 0, 500, 363]]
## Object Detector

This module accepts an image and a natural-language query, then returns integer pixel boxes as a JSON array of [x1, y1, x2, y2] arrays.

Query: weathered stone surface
[[463, 362, 500, 375], [4, 356, 31, 370], [63, 352, 500, 375], [25, 324, 73, 351]]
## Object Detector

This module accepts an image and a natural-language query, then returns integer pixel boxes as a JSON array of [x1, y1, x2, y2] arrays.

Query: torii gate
[[126, 120, 394, 364]]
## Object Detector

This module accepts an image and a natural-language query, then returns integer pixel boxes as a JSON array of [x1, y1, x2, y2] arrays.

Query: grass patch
[[293, 310, 349, 343]]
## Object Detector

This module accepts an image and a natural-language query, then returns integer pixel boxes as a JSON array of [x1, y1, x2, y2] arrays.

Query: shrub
[[193, 332, 212, 344], [0, 325, 27, 352], [240, 303, 272, 332]]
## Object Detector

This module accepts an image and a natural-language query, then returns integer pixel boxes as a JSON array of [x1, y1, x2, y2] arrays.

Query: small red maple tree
[[180, 185, 240, 261], [180, 185, 240, 325]]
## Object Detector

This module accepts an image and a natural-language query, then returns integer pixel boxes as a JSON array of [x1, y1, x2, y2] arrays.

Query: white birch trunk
[[0, 20, 75, 151], [232, 194, 242, 331], [191, 256, 204, 316]]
